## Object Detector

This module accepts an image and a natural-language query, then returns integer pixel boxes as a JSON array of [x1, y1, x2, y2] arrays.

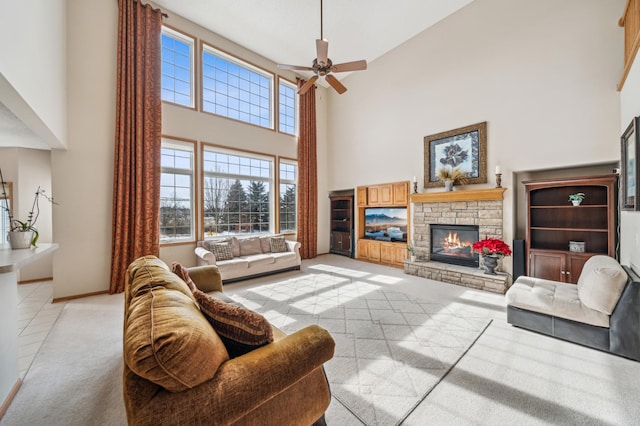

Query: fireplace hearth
[[430, 224, 479, 267]]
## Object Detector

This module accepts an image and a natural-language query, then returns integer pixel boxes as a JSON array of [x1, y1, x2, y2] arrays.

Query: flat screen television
[[364, 207, 408, 242]]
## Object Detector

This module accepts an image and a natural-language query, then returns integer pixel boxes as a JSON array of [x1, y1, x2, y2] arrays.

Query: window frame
[[161, 26, 196, 109], [278, 77, 298, 136], [159, 137, 197, 245], [200, 42, 275, 131]]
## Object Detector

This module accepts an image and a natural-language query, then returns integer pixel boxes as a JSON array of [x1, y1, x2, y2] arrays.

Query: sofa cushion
[[211, 242, 234, 261], [260, 234, 282, 252], [577, 256, 628, 315], [246, 253, 276, 267], [270, 236, 288, 253], [124, 256, 229, 392], [204, 237, 240, 257], [190, 287, 274, 358], [216, 257, 249, 271], [272, 251, 298, 263], [506, 275, 610, 327], [239, 237, 263, 256]]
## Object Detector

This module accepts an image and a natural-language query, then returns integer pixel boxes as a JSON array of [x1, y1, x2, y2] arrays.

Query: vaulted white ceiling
[[2, 0, 476, 151], [153, 0, 475, 76]]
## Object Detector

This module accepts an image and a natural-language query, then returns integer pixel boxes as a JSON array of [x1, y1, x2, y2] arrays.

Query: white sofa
[[506, 255, 640, 361], [195, 235, 301, 283]]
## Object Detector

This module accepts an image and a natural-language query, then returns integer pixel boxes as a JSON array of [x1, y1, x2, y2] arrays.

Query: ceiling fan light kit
[[277, 0, 367, 95]]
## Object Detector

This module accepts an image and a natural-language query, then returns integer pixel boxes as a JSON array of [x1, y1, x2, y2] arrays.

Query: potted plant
[[568, 192, 586, 206], [472, 238, 512, 275], [436, 166, 468, 192], [1, 168, 56, 249], [407, 244, 416, 262]]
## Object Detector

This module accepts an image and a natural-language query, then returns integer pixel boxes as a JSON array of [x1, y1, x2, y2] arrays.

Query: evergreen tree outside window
[[279, 160, 297, 233], [160, 139, 195, 243]]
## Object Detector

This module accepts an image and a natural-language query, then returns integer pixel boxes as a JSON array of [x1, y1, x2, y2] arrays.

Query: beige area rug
[[231, 266, 492, 426]]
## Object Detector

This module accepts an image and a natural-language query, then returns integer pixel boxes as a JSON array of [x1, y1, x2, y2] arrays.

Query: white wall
[[0, 0, 67, 148], [326, 0, 624, 272], [619, 48, 640, 272]]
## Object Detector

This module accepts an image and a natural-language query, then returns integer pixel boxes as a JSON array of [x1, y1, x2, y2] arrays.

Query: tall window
[[160, 139, 195, 243], [203, 147, 273, 235], [279, 160, 297, 233], [0, 182, 11, 240], [202, 44, 273, 129], [279, 79, 297, 135], [161, 27, 194, 107]]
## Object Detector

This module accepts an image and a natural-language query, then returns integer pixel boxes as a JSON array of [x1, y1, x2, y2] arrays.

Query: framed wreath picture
[[423, 121, 487, 187], [621, 116, 640, 211]]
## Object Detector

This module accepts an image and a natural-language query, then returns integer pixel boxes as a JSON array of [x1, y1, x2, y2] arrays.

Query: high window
[[279, 79, 297, 135], [202, 44, 274, 129], [203, 147, 273, 235], [161, 27, 194, 107], [160, 139, 195, 243], [279, 160, 297, 233]]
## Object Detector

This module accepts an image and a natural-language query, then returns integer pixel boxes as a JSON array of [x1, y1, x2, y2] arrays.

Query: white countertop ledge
[[0, 243, 59, 273]]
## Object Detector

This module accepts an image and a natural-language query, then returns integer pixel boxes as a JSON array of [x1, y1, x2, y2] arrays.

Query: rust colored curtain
[[297, 80, 318, 259], [110, 0, 163, 294]]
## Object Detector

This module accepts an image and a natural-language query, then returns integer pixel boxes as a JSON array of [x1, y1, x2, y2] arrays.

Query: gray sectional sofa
[[195, 234, 301, 283], [506, 255, 640, 361]]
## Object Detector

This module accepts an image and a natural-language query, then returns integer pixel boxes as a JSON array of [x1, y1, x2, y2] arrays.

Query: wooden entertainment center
[[356, 181, 410, 268]]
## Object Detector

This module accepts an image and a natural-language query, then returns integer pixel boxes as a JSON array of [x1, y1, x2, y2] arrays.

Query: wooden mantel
[[410, 187, 507, 203]]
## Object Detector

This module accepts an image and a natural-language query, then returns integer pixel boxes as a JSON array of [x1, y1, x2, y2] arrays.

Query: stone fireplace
[[404, 188, 510, 293]]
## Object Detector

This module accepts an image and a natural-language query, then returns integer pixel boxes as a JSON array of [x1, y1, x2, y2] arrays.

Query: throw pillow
[[191, 288, 274, 358], [260, 234, 281, 252], [171, 262, 197, 292], [239, 237, 263, 256], [270, 236, 288, 253], [211, 242, 234, 261]]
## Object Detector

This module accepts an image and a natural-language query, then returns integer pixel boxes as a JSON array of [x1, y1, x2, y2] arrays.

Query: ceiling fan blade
[[298, 75, 319, 95], [316, 39, 329, 65], [325, 74, 347, 94], [277, 64, 314, 72], [331, 60, 367, 73]]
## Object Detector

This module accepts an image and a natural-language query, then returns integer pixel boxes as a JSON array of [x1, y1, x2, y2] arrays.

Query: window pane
[[279, 81, 297, 135], [161, 28, 193, 107], [279, 161, 297, 233], [160, 141, 194, 243], [203, 148, 273, 236], [202, 46, 273, 129]]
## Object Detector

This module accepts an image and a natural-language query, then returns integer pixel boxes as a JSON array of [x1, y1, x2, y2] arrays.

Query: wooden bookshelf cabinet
[[524, 174, 617, 283], [329, 194, 354, 257]]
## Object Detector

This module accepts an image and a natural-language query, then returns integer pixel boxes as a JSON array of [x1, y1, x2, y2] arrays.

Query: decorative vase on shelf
[[444, 180, 454, 192], [8, 231, 34, 250], [483, 255, 499, 275], [571, 200, 581, 206], [410, 255, 416, 262]]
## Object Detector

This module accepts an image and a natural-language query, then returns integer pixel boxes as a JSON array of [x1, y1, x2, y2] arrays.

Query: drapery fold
[[296, 79, 318, 259], [110, 0, 163, 294]]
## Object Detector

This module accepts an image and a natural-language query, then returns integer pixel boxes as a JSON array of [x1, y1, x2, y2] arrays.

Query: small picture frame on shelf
[[621, 116, 640, 211]]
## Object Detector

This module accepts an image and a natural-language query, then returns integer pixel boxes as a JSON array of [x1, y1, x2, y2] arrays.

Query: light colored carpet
[[232, 269, 491, 425]]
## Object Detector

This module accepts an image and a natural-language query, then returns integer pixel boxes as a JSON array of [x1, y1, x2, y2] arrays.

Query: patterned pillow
[[270, 236, 288, 253], [171, 262, 197, 292], [190, 288, 274, 358], [211, 242, 234, 261]]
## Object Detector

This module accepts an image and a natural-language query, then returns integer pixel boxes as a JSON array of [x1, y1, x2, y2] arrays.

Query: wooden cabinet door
[[368, 186, 380, 205], [357, 239, 369, 260], [529, 250, 566, 282], [357, 187, 367, 207], [380, 243, 393, 264], [566, 253, 592, 284], [379, 184, 393, 205], [393, 182, 408, 205], [392, 244, 408, 267], [368, 241, 381, 262]]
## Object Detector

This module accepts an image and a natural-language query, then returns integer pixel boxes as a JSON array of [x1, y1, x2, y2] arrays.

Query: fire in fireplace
[[430, 224, 479, 267]]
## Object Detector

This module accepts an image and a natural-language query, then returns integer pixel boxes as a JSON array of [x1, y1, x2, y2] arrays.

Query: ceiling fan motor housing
[[312, 58, 332, 76]]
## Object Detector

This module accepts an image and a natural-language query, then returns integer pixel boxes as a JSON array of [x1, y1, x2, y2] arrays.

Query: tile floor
[[16, 280, 65, 379]]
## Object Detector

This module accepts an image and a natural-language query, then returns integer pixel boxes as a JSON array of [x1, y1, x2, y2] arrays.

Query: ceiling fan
[[277, 0, 367, 95]]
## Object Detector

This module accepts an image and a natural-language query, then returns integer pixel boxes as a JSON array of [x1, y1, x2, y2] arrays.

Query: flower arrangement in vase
[[436, 166, 468, 191], [1, 167, 56, 249], [568, 192, 585, 206], [472, 238, 512, 275], [406, 244, 416, 262]]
